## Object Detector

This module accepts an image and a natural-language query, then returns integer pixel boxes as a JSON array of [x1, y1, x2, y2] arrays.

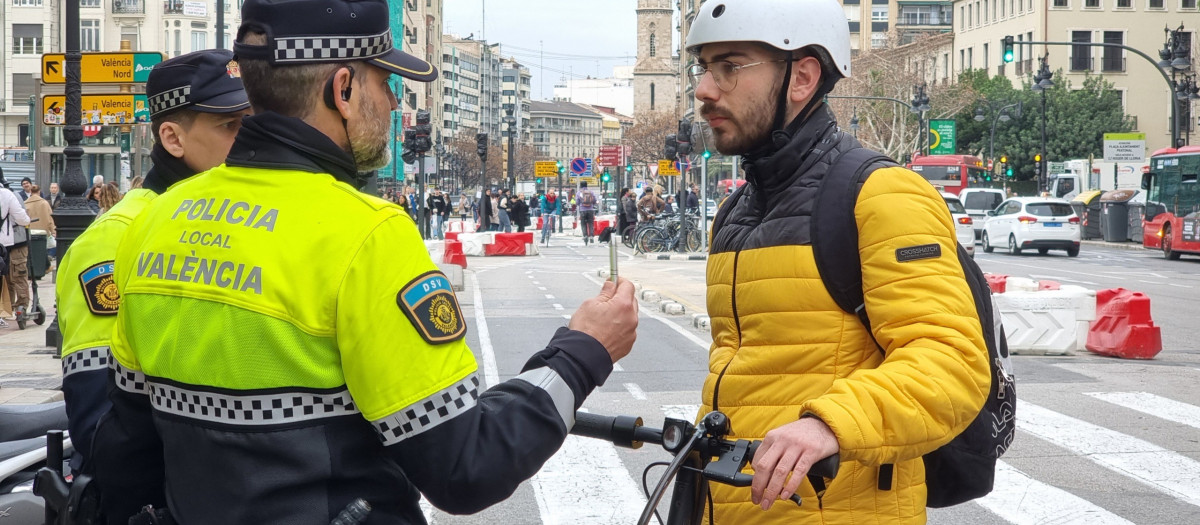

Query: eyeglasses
[[687, 59, 789, 92]]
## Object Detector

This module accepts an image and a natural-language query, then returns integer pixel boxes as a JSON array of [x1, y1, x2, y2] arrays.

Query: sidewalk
[[0, 273, 62, 405], [1080, 239, 1149, 252]]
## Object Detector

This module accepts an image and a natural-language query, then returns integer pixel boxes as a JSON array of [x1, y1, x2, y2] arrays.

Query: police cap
[[147, 49, 250, 119], [233, 0, 437, 82]]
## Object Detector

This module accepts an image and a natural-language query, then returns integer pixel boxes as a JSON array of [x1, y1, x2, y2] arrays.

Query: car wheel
[[982, 233, 995, 253], [1008, 234, 1022, 255], [1163, 224, 1181, 260], [1067, 246, 1080, 257], [1037, 248, 1049, 255]]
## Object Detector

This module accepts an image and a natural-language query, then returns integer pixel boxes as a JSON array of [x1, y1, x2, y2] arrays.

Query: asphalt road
[[427, 239, 1200, 524]]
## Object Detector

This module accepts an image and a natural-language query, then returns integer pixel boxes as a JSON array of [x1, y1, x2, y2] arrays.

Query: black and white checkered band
[[373, 373, 480, 446], [149, 383, 359, 426], [112, 359, 148, 395], [273, 31, 392, 63], [149, 86, 191, 118], [62, 346, 111, 377]]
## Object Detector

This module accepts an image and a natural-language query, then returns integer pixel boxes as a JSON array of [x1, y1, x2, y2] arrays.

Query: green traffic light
[[1002, 36, 1015, 63], [625, 164, 633, 172], [1003, 51, 1014, 62], [702, 150, 711, 159], [1006, 167, 1014, 178]]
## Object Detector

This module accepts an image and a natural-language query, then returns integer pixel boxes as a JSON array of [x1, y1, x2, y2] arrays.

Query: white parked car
[[958, 188, 1006, 240], [982, 197, 1081, 257], [942, 193, 976, 257]]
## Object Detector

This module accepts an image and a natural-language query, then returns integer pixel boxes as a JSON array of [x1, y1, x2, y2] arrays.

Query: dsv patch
[[397, 271, 466, 344], [896, 243, 942, 262], [80, 261, 120, 315]]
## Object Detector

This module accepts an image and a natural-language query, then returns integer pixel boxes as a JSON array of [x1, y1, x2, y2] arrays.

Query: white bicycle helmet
[[685, 0, 851, 78]]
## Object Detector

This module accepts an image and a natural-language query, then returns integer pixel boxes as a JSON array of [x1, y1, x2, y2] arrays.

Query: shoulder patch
[[79, 261, 120, 315], [896, 243, 942, 263], [396, 271, 466, 344]]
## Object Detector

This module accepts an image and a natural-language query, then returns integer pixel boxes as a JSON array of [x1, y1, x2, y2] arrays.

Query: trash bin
[[28, 231, 48, 280], [1100, 189, 1137, 242], [1126, 191, 1146, 243], [1071, 190, 1104, 240]]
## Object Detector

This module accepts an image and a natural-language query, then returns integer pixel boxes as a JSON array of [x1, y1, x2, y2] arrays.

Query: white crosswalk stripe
[[1084, 391, 1200, 431], [976, 461, 1135, 525]]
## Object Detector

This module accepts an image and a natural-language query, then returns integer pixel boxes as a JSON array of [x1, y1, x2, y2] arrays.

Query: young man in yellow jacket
[[685, 0, 991, 523]]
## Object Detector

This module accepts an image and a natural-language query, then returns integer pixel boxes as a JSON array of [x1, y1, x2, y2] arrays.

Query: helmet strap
[[771, 57, 794, 133]]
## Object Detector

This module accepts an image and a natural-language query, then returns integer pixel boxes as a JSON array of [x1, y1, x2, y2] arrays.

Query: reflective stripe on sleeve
[[63, 346, 111, 377], [373, 373, 481, 446], [512, 367, 575, 431]]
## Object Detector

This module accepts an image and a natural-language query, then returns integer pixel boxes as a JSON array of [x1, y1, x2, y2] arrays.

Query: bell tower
[[633, 0, 678, 116]]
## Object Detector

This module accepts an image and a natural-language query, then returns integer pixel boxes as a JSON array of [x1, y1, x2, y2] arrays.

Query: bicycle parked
[[571, 410, 839, 525], [633, 212, 703, 254]]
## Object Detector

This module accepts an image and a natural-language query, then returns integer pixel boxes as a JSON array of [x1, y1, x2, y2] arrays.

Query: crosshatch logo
[[896, 243, 942, 263]]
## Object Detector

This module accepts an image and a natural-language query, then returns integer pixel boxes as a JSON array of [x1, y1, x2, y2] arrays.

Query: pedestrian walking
[[511, 193, 530, 233], [427, 188, 447, 239], [577, 181, 598, 245], [498, 189, 512, 233], [0, 172, 31, 328]]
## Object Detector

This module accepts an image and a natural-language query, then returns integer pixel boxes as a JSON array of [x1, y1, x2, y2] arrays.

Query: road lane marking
[[562, 314, 571, 320], [1167, 283, 1192, 289], [662, 404, 700, 422], [545, 294, 555, 299], [624, 383, 648, 400], [1017, 400, 1200, 507], [977, 461, 1134, 525], [1138, 280, 1165, 285], [613, 363, 624, 372], [581, 272, 712, 352], [1085, 392, 1200, 430], [530, 434, 647, 524], [467, 272, 500, 387], [539, 287, 547, 291], [553, 303, 564, 310]]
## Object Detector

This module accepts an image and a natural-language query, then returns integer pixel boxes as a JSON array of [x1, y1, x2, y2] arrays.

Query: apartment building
[[552, 65, 634, 117], [500, 57, 531, 143], [529, 99, 604, 161], [397, 0, 442, 139], [953, 0, 1197, 150], [2, 0, 242, 150], [441, 37, 482, 139]]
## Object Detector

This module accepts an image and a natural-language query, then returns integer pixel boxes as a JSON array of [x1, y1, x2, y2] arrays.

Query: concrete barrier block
[[458, 233, 492, 257], [641, 290, 660, 302], [1006, 277, 1039, 292], [661, 302, 685, 315], [436, 263, 465, 292], [692, 314, 710, 330], [425, 240, 445, 264], [995, 288, 1097, 355]]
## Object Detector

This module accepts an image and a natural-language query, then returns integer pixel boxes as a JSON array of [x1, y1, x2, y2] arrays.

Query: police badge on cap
[[233, 0, 438, 82], [146, 49, 251, 119]]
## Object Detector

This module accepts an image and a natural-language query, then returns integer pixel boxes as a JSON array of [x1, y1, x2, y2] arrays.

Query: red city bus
[[1142, 146, 1200, 259], [906, 154, 988, 195]]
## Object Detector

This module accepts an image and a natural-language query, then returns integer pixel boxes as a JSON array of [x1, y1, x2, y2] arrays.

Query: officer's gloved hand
[[568, 278, 638, 363]]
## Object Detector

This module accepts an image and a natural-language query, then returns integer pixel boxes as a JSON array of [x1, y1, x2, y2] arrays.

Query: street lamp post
[[504, 109, 517, 190], [849, 107, 859, 139], [1030, 55, 1054, 193], [973, 100, 1022, 177], [910, 84, 931, 156], [1161, 25, 1195, 147]]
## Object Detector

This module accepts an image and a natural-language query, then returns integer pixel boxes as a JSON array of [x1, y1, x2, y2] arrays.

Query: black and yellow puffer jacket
[[701, 107, 991, 524]]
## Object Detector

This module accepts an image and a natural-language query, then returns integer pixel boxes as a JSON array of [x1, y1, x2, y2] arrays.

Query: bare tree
[[624, 111, 678, 180], [826, 33, 976, 162]]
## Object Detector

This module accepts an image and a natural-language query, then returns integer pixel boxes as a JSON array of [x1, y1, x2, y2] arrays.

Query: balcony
[[113, 0, 143, 13], [1070, 55, 1092, 72], [897, 13, 952, 26], [1101, 56, 1125, 72]]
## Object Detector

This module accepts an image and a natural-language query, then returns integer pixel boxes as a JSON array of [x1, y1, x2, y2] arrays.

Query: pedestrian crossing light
[[1002, 36, 1015, 63], [601, 172, 611, 183], [702, 150, 712, 159], [1006, 167, 1014, 178]]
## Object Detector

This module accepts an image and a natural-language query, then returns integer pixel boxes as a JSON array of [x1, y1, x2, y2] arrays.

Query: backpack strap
[[811, 147, 897, 336]]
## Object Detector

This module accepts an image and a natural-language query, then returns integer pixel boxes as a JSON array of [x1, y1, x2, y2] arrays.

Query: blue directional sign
[[570, 157, 593, 176]]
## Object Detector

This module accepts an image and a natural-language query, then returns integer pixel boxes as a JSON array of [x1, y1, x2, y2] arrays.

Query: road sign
[[658, 159, 681, 176], [1103, 132, 1146, 162], [534, 161, 558, 177], [41, 52, 164, 84], [570, 157, 593, 176], [598, 145, 623, 166], [929, 119, 956, 155], [675, 158, 691, 173], [1048, 161, 1066, 174], [43, 94, 150, 125]]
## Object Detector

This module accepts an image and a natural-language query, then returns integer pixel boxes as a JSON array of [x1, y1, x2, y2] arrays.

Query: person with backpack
[[0, 173, 30, 329], [686, 1, 997, 523], [577, 181, 598, 245]]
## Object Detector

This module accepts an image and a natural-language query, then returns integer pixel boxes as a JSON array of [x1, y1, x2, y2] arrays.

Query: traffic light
[[999, 154, 1007, 164], [664, 134, 678, 159], [702, 150, 712, 160], [625, 163, 633, 173], [1006, 167, 1014, 178], [1034, 153, 1042, 163], [601, 171, 611, 183], [537, 177, 543, 184], [1002, 36, 1014, 63], [556, 160, 564, 175], [676, 119, 693, 157], [476, 133, 488, 162]]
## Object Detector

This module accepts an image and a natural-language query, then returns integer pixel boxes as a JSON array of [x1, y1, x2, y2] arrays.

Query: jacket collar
[[143, 142, 197, 194], [225, 112, 359, 186], [743, 104, 840, 194]]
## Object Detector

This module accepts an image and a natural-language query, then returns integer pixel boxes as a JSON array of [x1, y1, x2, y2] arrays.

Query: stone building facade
[[633, 0, 678, 116]]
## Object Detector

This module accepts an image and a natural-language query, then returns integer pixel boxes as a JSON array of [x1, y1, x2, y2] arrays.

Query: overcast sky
[[443, 0, 669, 100]]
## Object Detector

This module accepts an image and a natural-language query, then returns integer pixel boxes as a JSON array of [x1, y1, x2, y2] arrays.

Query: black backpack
[[811, 148, 1016, 508]]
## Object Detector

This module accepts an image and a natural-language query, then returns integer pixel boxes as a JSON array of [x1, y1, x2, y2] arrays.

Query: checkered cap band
[[148, 383, 359, 426], [112, 359, 149, 395], [62, 346, 111, 377], [150, 86, 192, 118], [273, 31, 392, 63], [373, 373, 480, 446]]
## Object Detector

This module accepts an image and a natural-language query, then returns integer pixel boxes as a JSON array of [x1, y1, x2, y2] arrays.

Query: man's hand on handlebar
[[751, 415, 840, 511], [568, 277, 638, 363]]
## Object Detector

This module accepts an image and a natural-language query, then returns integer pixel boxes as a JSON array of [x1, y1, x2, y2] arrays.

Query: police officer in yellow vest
[[90, 0, 639, 522], [57, 49, 251, 470]]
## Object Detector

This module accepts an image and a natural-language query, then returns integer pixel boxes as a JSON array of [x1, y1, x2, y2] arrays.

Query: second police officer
[[57, 49, 251, 471], [89, 0, 640, 523]]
